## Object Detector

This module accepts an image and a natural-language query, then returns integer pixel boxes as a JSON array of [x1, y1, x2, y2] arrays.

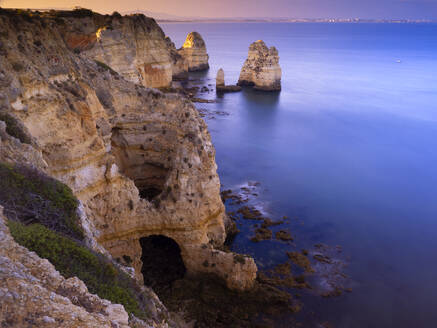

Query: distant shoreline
[[2, 7, 435, 24], [158, 19, 437, 24]]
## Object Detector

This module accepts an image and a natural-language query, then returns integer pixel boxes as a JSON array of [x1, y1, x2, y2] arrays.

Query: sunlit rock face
[[61, 13, 174, 88], [178, 32, 210, 72], [238, 40, 282, 91], [0, 10, 256, 291]]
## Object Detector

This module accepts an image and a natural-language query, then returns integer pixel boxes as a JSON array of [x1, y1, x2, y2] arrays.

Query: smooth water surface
[[161, 22, 437, 327]]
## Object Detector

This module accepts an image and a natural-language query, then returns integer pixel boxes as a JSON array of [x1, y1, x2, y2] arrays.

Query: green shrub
[[94, 60, 118, 75], [7, 221, 146, 318], [0, 163, 83, 240], [0, 113, 31, 144]]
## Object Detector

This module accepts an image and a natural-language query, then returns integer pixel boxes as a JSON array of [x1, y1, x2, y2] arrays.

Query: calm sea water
[[161, 23, 437, 327]]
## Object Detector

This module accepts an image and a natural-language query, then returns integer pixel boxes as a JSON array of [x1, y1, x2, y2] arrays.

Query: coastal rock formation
[[216, 68, 242, 93], [0, 8, 256, 294], [216, 68, 225, 87], [0, 206, 130, 328], [165, 37, 188, 80], [77, 14, 173, 88], [53, 11, 176, 88], [178, 32, 209, 71], [238, 40, 282, 91]]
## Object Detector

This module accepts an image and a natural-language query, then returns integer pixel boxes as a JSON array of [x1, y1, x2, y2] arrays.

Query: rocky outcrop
[[216, 68, 242, 93], [238, 40, 281, 91], [0, 9, 256, 292], [216, 68, 225, 87], [165, 37, 188, 81], [178, 32, 209, 72], [0, 206, 130, 328]]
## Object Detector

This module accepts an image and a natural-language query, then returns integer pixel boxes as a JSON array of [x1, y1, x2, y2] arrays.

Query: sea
[[161, 22, 437, 327]]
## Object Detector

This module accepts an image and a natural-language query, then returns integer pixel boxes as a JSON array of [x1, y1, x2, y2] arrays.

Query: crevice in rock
[[140, 235, 186, 289]]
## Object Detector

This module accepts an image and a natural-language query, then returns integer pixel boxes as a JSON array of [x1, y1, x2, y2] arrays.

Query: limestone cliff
[[238, 40, 282, 91], [0, 8, 256, 294], [178, 32, 209, 72], [61, 12, 174, 88]]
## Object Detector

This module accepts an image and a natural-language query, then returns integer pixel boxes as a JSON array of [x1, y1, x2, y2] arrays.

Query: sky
[[2, 0, 437, 19]]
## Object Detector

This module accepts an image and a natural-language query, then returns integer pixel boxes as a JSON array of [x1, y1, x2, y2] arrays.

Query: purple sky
[[2, 0, 437, 19]]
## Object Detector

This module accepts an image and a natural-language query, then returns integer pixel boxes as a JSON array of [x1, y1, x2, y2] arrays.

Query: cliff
[[238, 40, 282, 91], [0, 8, 256, 326]]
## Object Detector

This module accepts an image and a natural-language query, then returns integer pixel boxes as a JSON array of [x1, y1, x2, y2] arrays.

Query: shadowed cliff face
[[0, 9, 256, 291]]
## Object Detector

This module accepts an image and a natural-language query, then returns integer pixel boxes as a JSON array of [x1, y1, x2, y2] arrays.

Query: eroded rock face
[[0, 206, 130, 328], [238, 40, 282, 91], [178, 32, 209, 72], [0, 10, 256, 291], [165, 36, 188, 81], [59, 13, 174, 88]]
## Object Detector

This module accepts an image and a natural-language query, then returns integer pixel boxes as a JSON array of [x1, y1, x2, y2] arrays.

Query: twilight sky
[[2, 0, 437, 19]]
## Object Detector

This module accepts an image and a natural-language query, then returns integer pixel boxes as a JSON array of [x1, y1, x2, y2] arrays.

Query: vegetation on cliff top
[[1, 163, 149, 319], [0, 163, 83, 239]]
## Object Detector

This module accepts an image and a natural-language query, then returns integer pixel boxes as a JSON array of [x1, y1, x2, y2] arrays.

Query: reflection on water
[[241, 87, 281, 107], [162, 22, 437, 327]]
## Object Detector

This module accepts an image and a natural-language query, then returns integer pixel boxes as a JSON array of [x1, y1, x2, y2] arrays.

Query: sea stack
[[177, 32, 209, 71], [216, 68, 242, 92], [238, 40, 282, 91], [216, 68, 225, 87]]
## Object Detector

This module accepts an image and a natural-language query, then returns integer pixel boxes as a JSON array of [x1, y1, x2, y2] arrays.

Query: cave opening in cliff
[[111, 127, 171, 202], [140, 235, 186, 289], [133, 162, 169, 201]]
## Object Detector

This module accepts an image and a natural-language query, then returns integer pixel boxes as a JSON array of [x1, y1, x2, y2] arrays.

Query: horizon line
[[1, 6, 436, 22]]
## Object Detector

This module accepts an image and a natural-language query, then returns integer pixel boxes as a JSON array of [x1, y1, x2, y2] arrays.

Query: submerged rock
[[178, 31, 209, 71], [238, 40, 282, 91]]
